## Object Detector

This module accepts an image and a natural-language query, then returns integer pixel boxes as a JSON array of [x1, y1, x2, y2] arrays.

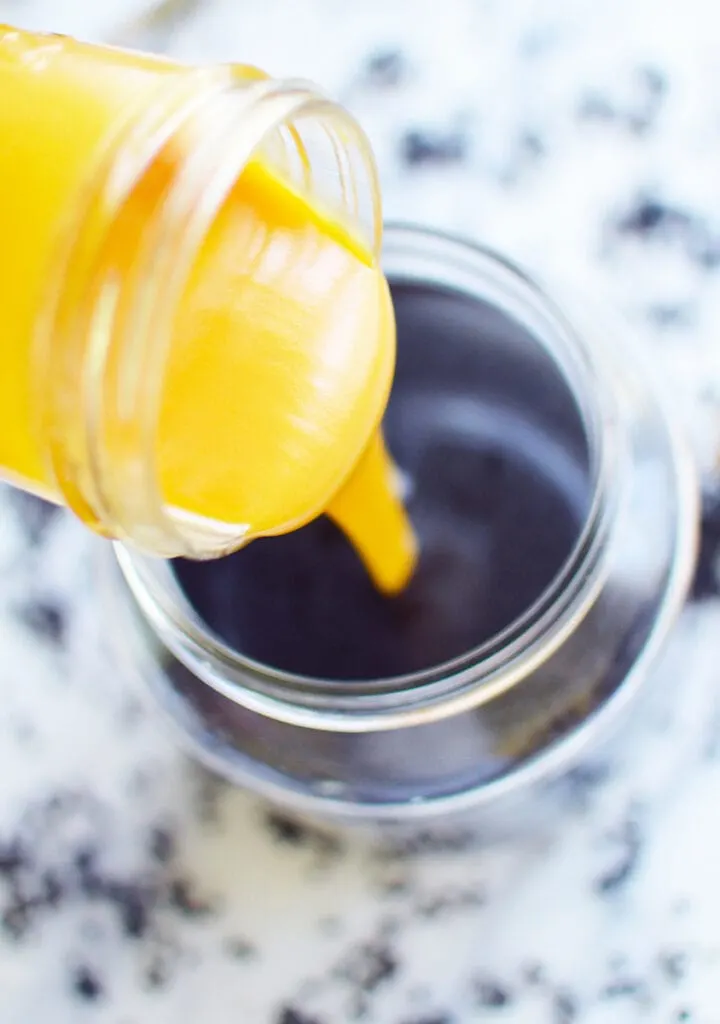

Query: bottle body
[[0, 28, 189, 500], [0, 25, 414, 585]]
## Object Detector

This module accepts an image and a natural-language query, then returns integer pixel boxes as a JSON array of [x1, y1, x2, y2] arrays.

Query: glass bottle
[[0, 26, 384, 558]]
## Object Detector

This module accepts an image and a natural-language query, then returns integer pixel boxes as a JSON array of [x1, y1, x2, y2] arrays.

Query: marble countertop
[[2, 1, 720, 1021]]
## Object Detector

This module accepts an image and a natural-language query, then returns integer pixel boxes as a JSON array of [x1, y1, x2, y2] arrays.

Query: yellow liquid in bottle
[[0, 26, 417, 592]]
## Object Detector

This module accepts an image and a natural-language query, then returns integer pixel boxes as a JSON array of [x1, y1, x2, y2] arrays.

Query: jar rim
[[115, 224, 637, 729]]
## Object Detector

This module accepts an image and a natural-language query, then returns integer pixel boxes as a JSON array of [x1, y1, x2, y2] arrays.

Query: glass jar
[[0, 27, 381, 557], [103, 225, 698, 838]]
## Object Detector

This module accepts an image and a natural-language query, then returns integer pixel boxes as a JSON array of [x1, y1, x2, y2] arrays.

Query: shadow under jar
[[104, 225, 698, 838]]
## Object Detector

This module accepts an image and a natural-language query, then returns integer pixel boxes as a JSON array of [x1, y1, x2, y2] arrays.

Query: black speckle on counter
[[148, 826, 176, 865], [277, 1008, 324, 1024], [0, 841, 26, 878], [557, 762, 610, 813], [594, 816, 642, 894], [641, 65, 667, 97], [144, 952, 171, 991], [659, 950, 688, 984], [578, 94, 615, 122], [264, 811, 344, 865], [329, 935, 401, 1019], [0, 832, 69, 939], [3, 876, 63, 939], [675, 1010, 693, 1022], [102, 880, 150, 939], [684, 224, 720, 269], [616, 195, 720, 272], [336, 940, 399, 993], [691, 486, 720, 600], [400, 128, 467, 167], [72, 964, 104, 1002], [600, 977, 648, 1001], [647, 304, 694, 330], [579, 65, 666, 133], [375, 827, 477, 860], [265, 811, 309, 845], [223, 935, 257, 960], [617, 198, 690, 237], [497, 129, 547, 185], [75, 847, 152, 938], [474, 978, 513, 1008], [17, 599, 66, 645], [553, 990, 578, 1022], [74, 847, 96, 882], [414, 885, 485, 919], [689, 231, 720, 269], [519, 129, 545, 159], [627, 66, 667, 133], [41, 869, 63, 906], [8, 490, 58, 545], [523, 963, 546, 986], [167, 877, 213, 918], [363, 49, 406, 87]]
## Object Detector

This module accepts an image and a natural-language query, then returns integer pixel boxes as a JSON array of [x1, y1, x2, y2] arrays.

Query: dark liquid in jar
[[174, 281, 592, 681]]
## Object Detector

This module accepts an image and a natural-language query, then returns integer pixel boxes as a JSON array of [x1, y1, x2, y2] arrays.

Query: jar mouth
[[116, 224, 623, 720]]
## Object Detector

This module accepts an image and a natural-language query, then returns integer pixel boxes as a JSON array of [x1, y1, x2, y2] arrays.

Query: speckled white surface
[[1, 2, 720, 1022]]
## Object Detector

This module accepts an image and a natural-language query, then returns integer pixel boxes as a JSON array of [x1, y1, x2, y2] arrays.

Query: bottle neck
[[35, 65, 382, 557]]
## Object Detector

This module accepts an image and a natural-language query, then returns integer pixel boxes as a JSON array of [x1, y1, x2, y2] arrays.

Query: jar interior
[[173, 271, 593, 681]]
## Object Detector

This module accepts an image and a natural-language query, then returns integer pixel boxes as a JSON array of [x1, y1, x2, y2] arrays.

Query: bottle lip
[[115, 223, 653, 731], [34, 63, 382, 558]]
